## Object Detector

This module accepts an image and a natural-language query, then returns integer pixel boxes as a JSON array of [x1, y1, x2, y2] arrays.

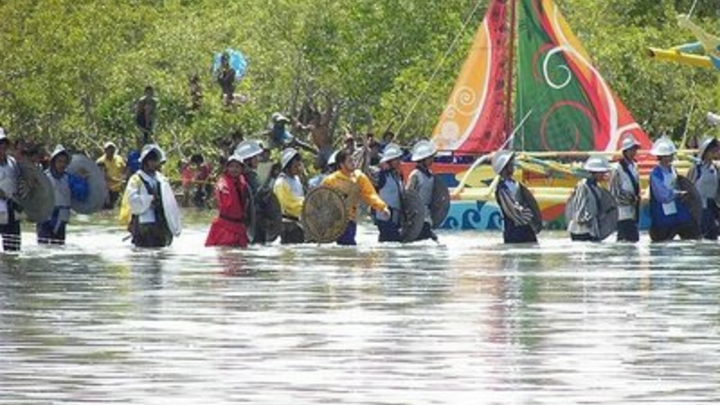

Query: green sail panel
[[514, 0, 650, 152]]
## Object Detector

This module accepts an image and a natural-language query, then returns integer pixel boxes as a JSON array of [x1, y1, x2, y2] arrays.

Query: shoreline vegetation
[[1, 0, 718, 173]]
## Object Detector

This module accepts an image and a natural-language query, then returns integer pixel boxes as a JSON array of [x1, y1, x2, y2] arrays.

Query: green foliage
[[0, 0, 718, 160]]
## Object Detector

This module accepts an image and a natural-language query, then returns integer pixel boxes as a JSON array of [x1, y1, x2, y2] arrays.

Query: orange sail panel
[[432, 0, 509, 154]]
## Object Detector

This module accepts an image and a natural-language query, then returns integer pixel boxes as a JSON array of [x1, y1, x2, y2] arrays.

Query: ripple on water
[[0, 224, 719, 404]]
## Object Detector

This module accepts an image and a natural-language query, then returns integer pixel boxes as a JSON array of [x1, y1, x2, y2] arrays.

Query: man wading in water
[[321, 148, 390, 245], [121, 144, 180, 248]]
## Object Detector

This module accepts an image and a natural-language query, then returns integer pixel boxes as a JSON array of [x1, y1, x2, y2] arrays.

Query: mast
[[504, 0, 517, 146]]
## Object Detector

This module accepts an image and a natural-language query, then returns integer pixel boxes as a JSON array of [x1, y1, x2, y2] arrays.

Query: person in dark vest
[[687, 136, 719, 240], [205, 153, 251, 247], [273, 148, 306, 244], [648, 137, 699, 242], [492, 150, 538, 244], [0, 129, 22, 251], [121, 144, 180, 248], [373, 143, 404, 242], [406, 140, 438, 242], [609, 135, 642, 242], [37, 145, 89, 245], [236, 139, 268, 243], [567, 156, 611, 242]]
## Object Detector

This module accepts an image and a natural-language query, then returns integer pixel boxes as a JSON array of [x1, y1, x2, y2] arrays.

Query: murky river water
[[1, 211, 719, 404]]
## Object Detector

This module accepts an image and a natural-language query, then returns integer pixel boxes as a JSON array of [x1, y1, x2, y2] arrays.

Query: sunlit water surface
[[1, 211, 719, 404]]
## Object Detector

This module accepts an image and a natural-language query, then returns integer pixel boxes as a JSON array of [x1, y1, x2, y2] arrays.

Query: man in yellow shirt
[[97, 141, 126, 209], [273, 148, 305, 244], [321, 148, 390, 245]]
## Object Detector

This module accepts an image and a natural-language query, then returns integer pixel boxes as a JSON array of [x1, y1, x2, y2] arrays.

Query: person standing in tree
[[217, 53, 236, 107], [135, 86, 157, 144]]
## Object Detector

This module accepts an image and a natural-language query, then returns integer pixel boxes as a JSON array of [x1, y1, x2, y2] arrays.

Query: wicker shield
[[160, 179, 182, 236], [430, 177, 450, 228], [301, 186, 348, 243], [596, 187, 618, 241], [16, 161, 55, 223], [565, 184, 618, 241], [67, 154, 108, 214], [677, 175, 702, 229], [255, 188, 282, 242], [519, 184, 543, 234], [400, 189, 427, 242]]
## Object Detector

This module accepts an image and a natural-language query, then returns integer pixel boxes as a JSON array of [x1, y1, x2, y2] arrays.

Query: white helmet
[[327, 150, 339, 166], [235, 140, 263, 162], [139, 143, 165, 163], [492, 150, 515, 175], [698, 136, 719, 159], [583, 156, 610, 173], [707, 111, 720, 127], [226, 153, 244, 164], [410, 140, 437, 162], [620, 134, 641, 151], [650, 137, 677, 157], [271, 112, 290, 123], [281, 148, 299, 170], [380, 143, 403, 164]]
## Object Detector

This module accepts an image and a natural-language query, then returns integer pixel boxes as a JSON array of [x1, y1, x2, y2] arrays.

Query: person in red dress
[[205, 154, 251, 247]]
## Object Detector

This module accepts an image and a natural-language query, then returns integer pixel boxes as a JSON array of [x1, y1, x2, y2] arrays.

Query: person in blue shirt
[[648, 137, 700, 242]]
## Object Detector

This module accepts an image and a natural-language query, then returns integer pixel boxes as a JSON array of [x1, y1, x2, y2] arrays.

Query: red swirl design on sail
[[540, 101, 599, 151]]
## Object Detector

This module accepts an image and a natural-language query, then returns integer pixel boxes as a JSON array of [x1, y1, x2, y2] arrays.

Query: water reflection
[[2, 226, 720, 403]]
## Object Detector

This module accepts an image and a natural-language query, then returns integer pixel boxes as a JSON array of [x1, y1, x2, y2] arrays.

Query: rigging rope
[[395, 0, 486, 136]]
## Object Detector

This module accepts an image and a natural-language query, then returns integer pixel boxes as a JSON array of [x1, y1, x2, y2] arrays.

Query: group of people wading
[[205, 137, 447, 247], [494, 133, 720, 244]]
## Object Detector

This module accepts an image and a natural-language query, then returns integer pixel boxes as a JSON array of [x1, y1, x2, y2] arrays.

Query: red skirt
[[205, 217, 248, 248]]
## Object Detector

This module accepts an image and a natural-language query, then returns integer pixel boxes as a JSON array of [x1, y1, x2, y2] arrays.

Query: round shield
[[301, 186, 348, 243], [677, 175, 702, 229], [518, 184, 543, 234], [565, 184, 618, 241], [431, 177, 450, 228], [15, 161, 55, 223], [67, 154, 108, 214], [596, 187, 618, 241], [255, 188, 282, 243], [160, 179, 182, 236], [400, 189, 427, 242]]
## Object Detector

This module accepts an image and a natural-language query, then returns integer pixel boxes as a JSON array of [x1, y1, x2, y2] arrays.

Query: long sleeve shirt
[[322, 170, 387, 221], [274, 173, 305, 219]]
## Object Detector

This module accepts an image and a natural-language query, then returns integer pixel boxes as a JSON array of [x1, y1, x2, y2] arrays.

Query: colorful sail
[[432, 0, 509, 154], [514, 0, 651, 152]]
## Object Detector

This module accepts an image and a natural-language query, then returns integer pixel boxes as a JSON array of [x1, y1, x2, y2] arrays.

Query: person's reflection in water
[[217, 249, 254, 277]]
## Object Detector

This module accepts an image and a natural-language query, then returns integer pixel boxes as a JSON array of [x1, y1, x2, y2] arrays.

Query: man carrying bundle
[[493, 151, 539, 244]]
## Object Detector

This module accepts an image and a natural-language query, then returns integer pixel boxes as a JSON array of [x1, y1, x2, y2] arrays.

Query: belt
[[219, 214, 244, 224]]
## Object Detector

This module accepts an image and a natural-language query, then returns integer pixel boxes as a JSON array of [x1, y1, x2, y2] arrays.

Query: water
[[1, 212, 719, 404]]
